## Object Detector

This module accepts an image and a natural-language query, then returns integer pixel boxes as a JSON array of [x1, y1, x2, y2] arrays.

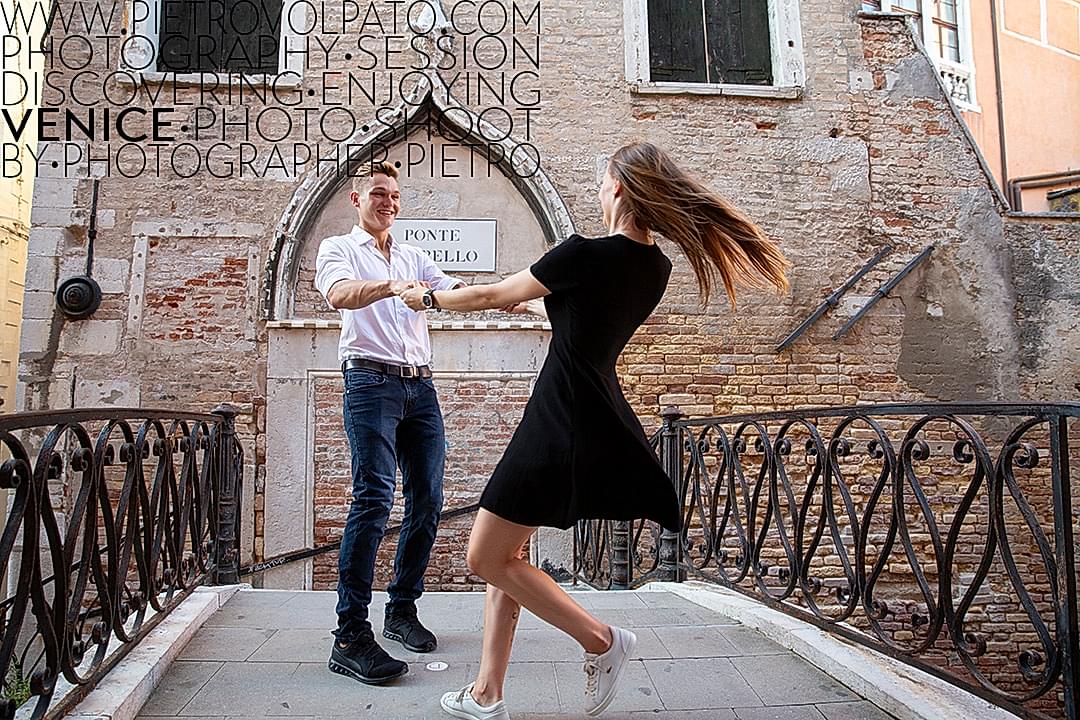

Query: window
[[863, 0, 976, 109], [930, 0, 960, 63], [121, 0, 305, 84], [625, 0, 805, 98], [157, 0, 284, 73], [648, 0, 772, 85]]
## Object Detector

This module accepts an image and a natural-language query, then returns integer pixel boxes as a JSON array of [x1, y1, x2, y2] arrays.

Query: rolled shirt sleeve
[[418, 251, 464, 290], [314, 238, 355, 308]]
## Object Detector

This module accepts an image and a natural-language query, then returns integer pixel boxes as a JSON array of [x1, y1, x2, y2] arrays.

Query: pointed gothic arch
[[263, 72, 576, 320]]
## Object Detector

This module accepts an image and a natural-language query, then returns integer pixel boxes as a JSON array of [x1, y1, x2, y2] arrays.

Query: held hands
[[397, 284, 430, 311], [388, 280, 427, 296]]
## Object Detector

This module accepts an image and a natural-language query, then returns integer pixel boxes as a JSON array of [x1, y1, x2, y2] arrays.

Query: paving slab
[[655, 624, 743, 658], [247, 629, 337, 664], [645, 657, 764, 710], [735, 707, 827, 720], [133, 589, 903, 720], [732, 654, 859, 706], [553, 660, 662, 713], [139, 662, 223, 716], [816, 700, 896, 720], [178, 662, 299, 716], [179, 628, 277, 662]]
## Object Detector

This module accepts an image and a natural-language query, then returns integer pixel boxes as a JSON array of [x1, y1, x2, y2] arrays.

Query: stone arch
[[263, 73, 576, 320]]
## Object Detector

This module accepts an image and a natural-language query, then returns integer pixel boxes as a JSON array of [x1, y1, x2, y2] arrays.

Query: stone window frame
[[866, 0, 979, 111], [623, 0, 806, 100], [119, 0, 307, 88]]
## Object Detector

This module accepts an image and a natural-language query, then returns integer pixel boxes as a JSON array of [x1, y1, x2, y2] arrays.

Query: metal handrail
[[0, 406, 243, 720], [575, 402, 1080, 719]]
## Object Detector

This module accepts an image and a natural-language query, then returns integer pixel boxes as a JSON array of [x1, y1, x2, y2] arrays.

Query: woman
[[399, 142, 789, 719]]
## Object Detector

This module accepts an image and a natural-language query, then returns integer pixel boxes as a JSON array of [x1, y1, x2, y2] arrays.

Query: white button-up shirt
[[315, 225, 462, 365]]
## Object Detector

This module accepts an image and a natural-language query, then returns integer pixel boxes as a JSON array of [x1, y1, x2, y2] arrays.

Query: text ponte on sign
[[393, 218, 496, 272]]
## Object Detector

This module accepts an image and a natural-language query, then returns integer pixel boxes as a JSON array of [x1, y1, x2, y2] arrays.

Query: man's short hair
[[352, 162, 399, 194]]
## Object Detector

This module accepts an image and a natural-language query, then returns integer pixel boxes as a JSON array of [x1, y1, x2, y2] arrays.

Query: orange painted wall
[[961, 0, 1080, 212]]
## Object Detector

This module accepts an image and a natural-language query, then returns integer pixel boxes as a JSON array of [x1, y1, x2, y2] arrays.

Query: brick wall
[[17, 2, 1080, 712], [312, 374, 533, 591]]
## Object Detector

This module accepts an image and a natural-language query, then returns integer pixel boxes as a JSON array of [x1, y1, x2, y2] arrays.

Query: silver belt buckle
[[401, 365, 417, 378]]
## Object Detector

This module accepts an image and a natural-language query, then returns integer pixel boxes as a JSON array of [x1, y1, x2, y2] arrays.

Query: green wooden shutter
[[648, 0, 707, 83], [158, 0, 281, 73], [704, 0, 773, 85], [161, 0, 225, 72], [222, 0, 282, 73]]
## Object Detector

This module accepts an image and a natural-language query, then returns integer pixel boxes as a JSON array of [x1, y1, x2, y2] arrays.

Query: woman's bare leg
[[470, 584, 520, 704], [468, 509, 610, 652], [469, 539, 527, 704]]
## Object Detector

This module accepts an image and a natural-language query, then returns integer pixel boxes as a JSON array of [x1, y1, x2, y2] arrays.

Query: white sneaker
[[583, 626, 637, 716], [440, 683, 511, 720]]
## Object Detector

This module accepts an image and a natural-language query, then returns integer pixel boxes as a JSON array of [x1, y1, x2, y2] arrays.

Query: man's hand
[[389, 280, 425, 296], [399, 285, 429, 310]]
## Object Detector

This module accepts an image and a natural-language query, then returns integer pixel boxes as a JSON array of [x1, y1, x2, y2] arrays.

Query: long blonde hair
[[608, 142, 790, 306]]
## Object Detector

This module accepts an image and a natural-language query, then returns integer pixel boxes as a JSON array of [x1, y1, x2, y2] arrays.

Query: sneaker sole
[[440, 695, 508, 720], [383, 628, 437, 653], [586, 631, 637, 717], [327, 659, 408, 685], [439, 697, 479, 719]]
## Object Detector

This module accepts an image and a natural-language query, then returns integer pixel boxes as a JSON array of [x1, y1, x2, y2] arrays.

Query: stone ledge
[[649, 581, 1021, 720], [630, 82, 802, 99], [64, 584, 245, 720], [267, 319, 551, 331]]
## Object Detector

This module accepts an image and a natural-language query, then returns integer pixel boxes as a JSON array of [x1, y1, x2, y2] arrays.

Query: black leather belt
[[342, 357, 432, 379]]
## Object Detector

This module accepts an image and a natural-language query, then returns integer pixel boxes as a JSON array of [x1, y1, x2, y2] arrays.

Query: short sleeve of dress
[[530, 235, 591, 294]]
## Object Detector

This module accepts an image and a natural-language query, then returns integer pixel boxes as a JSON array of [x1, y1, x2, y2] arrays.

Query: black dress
[[479, 233, 681, 532]]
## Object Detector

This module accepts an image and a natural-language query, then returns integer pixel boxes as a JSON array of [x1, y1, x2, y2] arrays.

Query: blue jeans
[[334, 368, 445, 643]]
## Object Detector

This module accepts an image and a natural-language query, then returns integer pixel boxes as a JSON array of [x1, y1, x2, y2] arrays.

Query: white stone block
[[58, 319, 123, 356], [849, 69, 874, 92], [131, 220, 265, 238], [268, 327, 337, 379], [30, 206, 88, 227], [31, 178, 78, 208], [74, 378, 140, 407], [27, 227, 66, 256], [263, 378, 311, 559], [92, 257, 130, 294], [18, 318, 53, 355], [24, 253, 58, 291], [21, 290, 55, 320]]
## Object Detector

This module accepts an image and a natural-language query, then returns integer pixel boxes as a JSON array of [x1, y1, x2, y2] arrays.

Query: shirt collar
[[351, 225, 395, 249]]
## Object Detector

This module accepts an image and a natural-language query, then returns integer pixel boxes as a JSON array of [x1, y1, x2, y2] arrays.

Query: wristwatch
[[421, 289, 440, 311]]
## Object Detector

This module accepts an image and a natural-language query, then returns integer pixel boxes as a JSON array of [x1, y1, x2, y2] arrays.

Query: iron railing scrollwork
[[574, 402, 1080, 720], [0, 406, 244, 720]]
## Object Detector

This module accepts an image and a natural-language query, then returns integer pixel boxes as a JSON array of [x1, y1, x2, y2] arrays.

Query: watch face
[[422, 292, 433, 308]]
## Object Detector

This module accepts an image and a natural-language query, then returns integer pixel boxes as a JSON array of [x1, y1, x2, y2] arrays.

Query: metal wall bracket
[[833, 244, 934, 340], [776, 245, 893, 353]]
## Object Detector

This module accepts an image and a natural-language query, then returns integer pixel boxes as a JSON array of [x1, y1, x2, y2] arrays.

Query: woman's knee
[[467, 511, 532, 580], [466, 542, 496, 580]]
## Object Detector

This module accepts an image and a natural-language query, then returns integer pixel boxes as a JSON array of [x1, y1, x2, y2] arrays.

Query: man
[[314, 161, 463, 685]]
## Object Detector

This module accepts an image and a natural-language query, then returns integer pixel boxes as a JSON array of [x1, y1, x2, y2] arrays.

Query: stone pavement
[[135, 589, 897, 720]]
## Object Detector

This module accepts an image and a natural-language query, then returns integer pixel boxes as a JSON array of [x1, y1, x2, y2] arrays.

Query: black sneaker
[[328, 634, 408, 685], [383, 604, 437, 653]]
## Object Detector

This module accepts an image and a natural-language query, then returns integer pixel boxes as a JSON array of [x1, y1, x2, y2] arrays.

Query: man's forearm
[[327, 279, 394, 309]]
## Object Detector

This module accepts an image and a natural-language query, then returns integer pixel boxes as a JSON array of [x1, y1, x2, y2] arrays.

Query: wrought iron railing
[[574, 402, 1080, 720], [0, 406, 244, 720]]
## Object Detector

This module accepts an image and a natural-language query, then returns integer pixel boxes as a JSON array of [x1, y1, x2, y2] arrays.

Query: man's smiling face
[[353, 172, 401, 234]]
